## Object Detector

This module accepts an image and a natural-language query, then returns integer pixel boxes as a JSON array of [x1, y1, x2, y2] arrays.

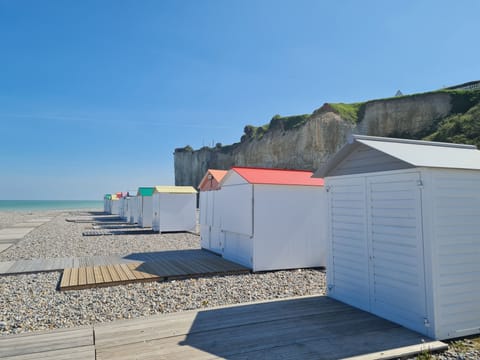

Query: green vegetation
[[327, 102, 364, 123], [175, 145, 194, 152], [425, 102, 480, 147], [441, 89, 480, 114], [241, 114, 311, 141]]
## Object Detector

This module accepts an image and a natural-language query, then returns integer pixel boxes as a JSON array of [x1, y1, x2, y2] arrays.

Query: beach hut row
[[104, 186, 197, 233], [102, 135, 480, 341], [196, 135, 480, 341]]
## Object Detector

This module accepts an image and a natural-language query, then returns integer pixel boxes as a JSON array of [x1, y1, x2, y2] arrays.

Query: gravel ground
[[0, 210, 325, 336], [1, 211, 479, 359], [0, 211, 200, 261]]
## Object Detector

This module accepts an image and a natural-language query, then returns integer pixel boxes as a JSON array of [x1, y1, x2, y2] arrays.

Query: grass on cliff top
[[242, 114, 311, 141], [327, 103, 364, 123], [424, 101, 480, 147]]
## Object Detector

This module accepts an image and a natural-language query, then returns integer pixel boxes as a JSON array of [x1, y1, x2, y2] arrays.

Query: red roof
[[198, 169, 229, 190], [208, 169, 228, 182], [231, 167, 324, 186]]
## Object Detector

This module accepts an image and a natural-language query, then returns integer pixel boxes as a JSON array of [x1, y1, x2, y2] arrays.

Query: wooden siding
[[330, 144, 413, 177], [430, 169, 480, 339], [327, 176, 370, 311], [219, 184, 253, 236]]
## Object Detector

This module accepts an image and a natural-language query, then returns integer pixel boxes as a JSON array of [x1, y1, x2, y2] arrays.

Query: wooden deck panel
[[1, 345, 95, 360], [0, 296, 447, 360], [94, 296, 447, 360], [0, 327, 94, 359], [60, 252, 250, 290]]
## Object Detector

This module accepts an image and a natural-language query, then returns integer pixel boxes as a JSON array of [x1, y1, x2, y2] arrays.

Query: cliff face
[[174, 92, 453, 187]]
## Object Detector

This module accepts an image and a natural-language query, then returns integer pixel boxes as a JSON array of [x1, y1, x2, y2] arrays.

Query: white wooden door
[[366, 172, 428, 334], [327, 176, 370, 312]]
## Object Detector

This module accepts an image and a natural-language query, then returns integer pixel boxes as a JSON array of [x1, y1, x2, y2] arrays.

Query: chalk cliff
[[174, 90, 478, 187]]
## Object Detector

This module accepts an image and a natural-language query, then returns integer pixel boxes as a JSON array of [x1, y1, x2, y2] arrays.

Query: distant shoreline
[[0, 200, 103, 211]]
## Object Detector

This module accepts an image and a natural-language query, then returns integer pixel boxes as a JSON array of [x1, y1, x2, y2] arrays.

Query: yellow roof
[[111, 194, 119, 200], [153, 186, 197, 194]]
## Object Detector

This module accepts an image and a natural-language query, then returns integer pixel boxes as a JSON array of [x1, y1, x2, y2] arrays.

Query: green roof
[[104, 194, 112, 200], [137, 187, 155, 197]]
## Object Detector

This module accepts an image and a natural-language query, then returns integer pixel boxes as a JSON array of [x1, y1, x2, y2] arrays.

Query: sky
[[0, 0, 478, 200]]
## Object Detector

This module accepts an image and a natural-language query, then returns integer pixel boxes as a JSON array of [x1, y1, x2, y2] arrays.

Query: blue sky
[[0, 0, 478, 200]]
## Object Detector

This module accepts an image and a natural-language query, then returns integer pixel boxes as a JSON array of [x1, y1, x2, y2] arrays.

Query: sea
[[0, 200, 103, 211]]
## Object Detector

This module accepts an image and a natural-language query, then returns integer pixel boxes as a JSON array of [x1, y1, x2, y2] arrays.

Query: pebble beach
[[0, 210, 325, 335], [1, 210, 479, 359]]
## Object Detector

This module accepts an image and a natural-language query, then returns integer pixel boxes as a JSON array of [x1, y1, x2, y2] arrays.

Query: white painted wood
[[325, 142, 480, 340], [152, 193, 196, 232], [110, 200, 120, 215], [427, 168, 480, 339], [366, 172, 427, 335], [252, 184, 326, 271], [326, 176, 370, 312], [199, 190, 224, 254], [138, 196, 153, 228], [219, 183, 253, 236], [219, 171, 327, 271]]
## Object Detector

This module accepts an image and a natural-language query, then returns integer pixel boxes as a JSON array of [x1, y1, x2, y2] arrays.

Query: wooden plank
[[117, 264, 136, 281], [113, 264, 130, 282], [127, 263, 150, 280], [107, 265, 122, 282], [343, 340, 447, 360], [0, 327, 93, 358], [99, 265, 113, 283], [77, 267, 87, 287], [93, 266, 104, 284], [60, 268, 72, 289], [85, 266, 95, 285], [2, 345, 95, 360], [0, 261, 15, 273], [70, 267, 79, 288]]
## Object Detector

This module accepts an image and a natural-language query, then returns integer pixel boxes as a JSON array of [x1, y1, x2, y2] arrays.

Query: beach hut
[[137, 187, 155, 228], [314, 135, 480, 340], [110, 194, 121, 215], [151, 186, 197, 233], [120, 194, 135, 222], [198, 169, 228, 254], [128, 195, 139, 224], [103, 194, 112, 213], [218, 167, 326, 272]]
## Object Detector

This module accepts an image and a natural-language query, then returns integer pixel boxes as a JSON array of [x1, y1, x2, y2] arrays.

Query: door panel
[[367, 172, 427, 334]]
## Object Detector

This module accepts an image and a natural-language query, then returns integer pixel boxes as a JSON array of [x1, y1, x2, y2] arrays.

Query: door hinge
[[327, 284, 334, 291], [325, 185, 331, 193], [417, 180, 424, 187], [424, 318, 430, 327]]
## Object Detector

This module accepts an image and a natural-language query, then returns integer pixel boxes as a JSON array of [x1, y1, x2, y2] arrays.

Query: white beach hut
[[110, 194, 121, 215], [152, 186, 197, 233], [128, 195, 138, 224], [119, 196, 127, 220], [121, 194, 135, 222], [137, 187, 155, 228], [198, 169, 228, 254], [314, 135, 480, 340], [103, 194, 112, 213], [218, 167, 326, 272]]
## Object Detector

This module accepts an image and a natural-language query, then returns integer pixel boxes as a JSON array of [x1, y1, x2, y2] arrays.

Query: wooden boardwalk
[[59, 250, 249, 290], [0, 255, 138, 275], [0, 217, 52, 254], [0, 296, 447, 359]]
